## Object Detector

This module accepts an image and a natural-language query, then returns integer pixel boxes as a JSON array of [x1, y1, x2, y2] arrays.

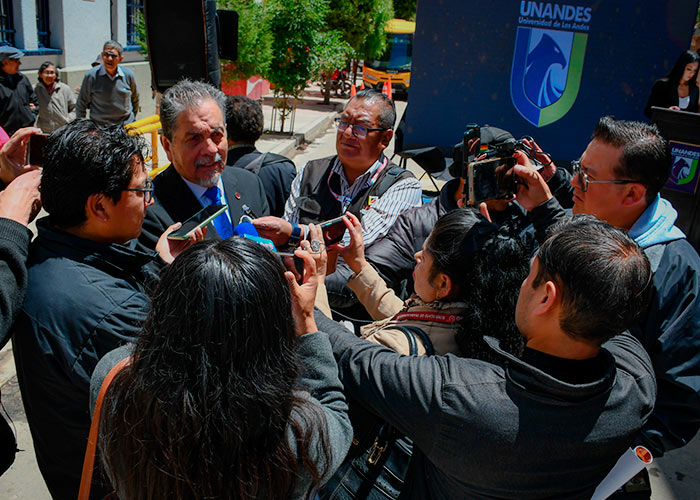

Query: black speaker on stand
[[143, 0, 237, 93]]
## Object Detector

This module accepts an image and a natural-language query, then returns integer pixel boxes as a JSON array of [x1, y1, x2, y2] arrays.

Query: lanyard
[[327, 157, 389, 207], [393, 311, 464, 324]]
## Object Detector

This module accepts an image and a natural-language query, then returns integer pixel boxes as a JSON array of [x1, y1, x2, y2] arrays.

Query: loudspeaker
[[144, 0, 221, 92]]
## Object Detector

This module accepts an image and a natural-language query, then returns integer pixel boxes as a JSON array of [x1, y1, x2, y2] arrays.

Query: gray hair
[[346, 89, 396, 129], [160, 79, 227, 140], [103, 40, 123, 55]]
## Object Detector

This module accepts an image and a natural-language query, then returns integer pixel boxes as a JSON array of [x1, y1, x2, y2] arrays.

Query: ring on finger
[[310, 240, 322, 252]]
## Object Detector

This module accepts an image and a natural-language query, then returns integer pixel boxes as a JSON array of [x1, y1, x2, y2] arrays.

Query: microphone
[[233, 221, 277, 251]]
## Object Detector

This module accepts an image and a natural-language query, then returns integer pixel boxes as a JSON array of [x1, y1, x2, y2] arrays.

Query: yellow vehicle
[[363, 19, 415, 95]]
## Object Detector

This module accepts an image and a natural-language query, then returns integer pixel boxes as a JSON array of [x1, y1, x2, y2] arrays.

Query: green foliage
[[360, 0, 393, 61], [266, 0, 328, 98], [393, 0, 417, 21], [266, 0, 329, 131], [135, 10, 148, 57], [217, 0, 273, 80], [311, 30, 352, 76]]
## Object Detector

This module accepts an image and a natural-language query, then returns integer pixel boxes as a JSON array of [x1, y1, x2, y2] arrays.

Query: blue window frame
[[0, 0, 14, 47], [126, 0, 144, 47], [36, 0, 50, 48]]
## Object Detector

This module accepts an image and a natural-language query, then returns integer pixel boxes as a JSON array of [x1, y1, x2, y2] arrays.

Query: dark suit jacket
[[139, 164, 270, 250]]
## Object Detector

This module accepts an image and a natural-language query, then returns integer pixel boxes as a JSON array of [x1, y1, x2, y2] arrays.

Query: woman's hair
[[99, 237, 329, 499], [665, 50, 700, 86], [37, 61, 59, 83], [425, 208, 531, 360]]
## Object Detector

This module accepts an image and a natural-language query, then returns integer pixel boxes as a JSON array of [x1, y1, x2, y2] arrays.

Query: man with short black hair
[[76, 40, 139, 125], [317, 215, 656, 498], [225, 95, 296, 217], [12, 119, 188, 499], [253, 89, 421, 251], [140, 80, 269, 249], [513, 116, 700, 463]]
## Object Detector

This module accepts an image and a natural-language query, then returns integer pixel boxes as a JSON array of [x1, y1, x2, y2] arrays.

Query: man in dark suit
[[140, 80, 269, 249]]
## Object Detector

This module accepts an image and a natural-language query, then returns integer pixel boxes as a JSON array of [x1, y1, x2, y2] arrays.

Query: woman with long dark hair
[[90, 236, 352, 499], [34, 62, 75, 133], [321, 209, 530, 360], [644, 50, 700, 117]]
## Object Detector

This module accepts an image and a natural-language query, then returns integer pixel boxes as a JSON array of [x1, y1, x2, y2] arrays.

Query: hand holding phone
[[26, 133, 48, 167], [167, 204, 228, 240], [320, 215, 347, 246]]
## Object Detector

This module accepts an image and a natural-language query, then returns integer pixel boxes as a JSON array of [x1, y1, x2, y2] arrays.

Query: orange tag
[[634, 446, 652, 464]]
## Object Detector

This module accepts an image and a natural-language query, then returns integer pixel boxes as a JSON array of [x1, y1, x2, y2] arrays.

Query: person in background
[[645, 50, 699, 117], [76, 41, 139, 125], [225, 95, 297, 217], [34, 62, 76, 134], [0, 47, 37, 136]]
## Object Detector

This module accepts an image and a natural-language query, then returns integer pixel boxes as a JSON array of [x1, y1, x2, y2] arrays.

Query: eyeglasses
[[102, 52, 120, 59], [335, 117, 387, 138], [570, 160, 638, 192], [124, 178, 154, 203]]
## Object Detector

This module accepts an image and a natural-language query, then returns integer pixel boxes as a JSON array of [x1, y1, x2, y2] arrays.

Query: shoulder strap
[[394, 325, 435, 356], [78, 356, 132, 500], [243, 152, 267, 175]]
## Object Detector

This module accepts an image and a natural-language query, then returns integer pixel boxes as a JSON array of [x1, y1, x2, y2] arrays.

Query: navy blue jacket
[[12, 218, 158, 499], [529, 198, 700, 457]]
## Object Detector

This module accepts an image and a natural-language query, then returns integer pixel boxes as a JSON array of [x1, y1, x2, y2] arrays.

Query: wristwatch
[[288, 222, 303, 246]]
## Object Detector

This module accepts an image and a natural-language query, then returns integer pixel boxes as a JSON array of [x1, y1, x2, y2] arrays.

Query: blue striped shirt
[[283, 155, 422, 246]]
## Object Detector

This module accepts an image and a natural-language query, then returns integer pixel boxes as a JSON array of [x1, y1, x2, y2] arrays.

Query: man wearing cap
[[76, 40, 139, 125], [0, 47, 37, 136]]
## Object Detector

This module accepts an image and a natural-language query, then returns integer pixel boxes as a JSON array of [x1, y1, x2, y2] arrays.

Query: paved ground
[[1, 90, 699, 499]]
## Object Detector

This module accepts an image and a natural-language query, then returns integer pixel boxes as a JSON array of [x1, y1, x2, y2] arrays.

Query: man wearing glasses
[[11, 120, 195, 499], [511, 116, 700, 491], [253, 89, 422, 251], [76, 40, 139, 125]]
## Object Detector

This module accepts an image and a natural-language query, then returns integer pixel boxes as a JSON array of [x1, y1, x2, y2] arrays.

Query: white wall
[[60, 0, 112, 67]]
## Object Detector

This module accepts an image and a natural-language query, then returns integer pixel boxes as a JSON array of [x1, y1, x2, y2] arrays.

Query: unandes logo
[[510, 2, 591, 127]]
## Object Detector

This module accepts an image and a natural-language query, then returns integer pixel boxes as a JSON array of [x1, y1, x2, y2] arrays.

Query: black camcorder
[[461, 124, 546, 204]]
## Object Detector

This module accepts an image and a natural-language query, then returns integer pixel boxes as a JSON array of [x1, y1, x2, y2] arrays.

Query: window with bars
[[36, 0, 50, 48], [126, 0, 145, 47], [0, 0, 14, 47]]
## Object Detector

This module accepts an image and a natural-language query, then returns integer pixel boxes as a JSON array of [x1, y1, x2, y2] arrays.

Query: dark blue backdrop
[[404, 0, 700, 161]]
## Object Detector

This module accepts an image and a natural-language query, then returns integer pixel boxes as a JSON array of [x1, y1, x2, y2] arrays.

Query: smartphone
[[27, 133, 48, 167], [319, 215, 347, 246], [467, 156, 517, 204], [278, 252, 305, 282], [167, 204, 228, 240]]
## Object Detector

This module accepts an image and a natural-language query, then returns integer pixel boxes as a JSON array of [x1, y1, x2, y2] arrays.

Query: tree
[[217, 0, 273, 81], [393, 0, 417, 21], [359, 0, 393, 62], [324, 0, 394, 84], [312, 30, 352, 104], [266, 0, 328, 132]]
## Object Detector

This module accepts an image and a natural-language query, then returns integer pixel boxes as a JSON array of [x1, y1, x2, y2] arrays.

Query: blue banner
[[404, 0, 699, 162]]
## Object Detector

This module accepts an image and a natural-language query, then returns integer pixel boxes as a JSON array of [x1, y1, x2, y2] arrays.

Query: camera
[[460, 124, 546, 204]]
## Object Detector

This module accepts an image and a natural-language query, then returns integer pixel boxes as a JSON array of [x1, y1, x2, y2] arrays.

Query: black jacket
[[529, 197, 700, 457], [12, 219, 158, 499], [226, 145, 297, 217], [0, 71, 37, 135], [645, 78, 699, 118], [139, 164, 270, 250], [316, 311, 655, 499], [0, 218, 31, 347]]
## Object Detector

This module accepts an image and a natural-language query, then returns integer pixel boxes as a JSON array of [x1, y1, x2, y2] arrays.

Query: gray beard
[[195, 153, 223, 187]]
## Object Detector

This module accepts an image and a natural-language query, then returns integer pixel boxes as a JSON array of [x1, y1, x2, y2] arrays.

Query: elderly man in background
[[76, 40, 139, 125], [0, 47, 37, 135]]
